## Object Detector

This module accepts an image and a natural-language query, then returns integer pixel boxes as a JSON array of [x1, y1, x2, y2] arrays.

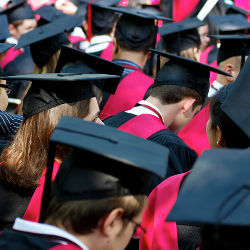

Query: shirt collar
[[89, 35, 112, 46], [13, 218, 89, 250], [138, 100, 165, 123], [212, 80, 224, 91]]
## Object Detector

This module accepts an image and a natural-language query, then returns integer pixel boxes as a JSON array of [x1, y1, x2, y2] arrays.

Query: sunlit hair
[[0, 100, 90, 190]]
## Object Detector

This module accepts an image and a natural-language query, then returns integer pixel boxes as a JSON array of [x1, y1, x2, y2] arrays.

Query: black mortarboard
[[0, 14, 10, 42], [208, 14, 250, 34], [150, 49, 231, 104], [167, 148, 250, 226], [0, 73, 120, 119], [210, 34, 250, 68], [220, 56, 250, 138], [0, 43, 15, 54], [1, 0, 35, 23], [225, 3, 250, 17], [55, 45, 124, 94], [159, 17, 205, 55], [101, 6, 172, 49], [40, 116, 169, 221]]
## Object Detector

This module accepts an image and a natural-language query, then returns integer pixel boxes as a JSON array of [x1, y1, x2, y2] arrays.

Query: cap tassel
[[87, 0, 97, 42]]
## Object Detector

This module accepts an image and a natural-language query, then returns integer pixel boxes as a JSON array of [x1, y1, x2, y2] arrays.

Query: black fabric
[[115, 14, 157, 48], [207, 45, 218, 65], [0, 229, 60, 249], [0, 178, 33, 230], [30, 32, 70, 68], [0, 14, 10, 41], [104, 111, 198, 190]]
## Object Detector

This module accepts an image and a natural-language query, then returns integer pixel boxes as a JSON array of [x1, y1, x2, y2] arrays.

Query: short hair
[[11, 19, 24, 27], [44, 188, 146, 235], [209, 90, 250, 148], [149, 85, 202, 110]]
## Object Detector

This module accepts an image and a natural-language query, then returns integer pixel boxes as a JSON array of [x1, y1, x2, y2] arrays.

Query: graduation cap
[[159, 17, 205, 55], [0, 14, 10, 42], [0, 43, 15, 54], [220, 56, 250, 139], [55, 45, 124, 94], [0, 73, 120, 119], [99, 5, 172, 49], [210, 34, 250, 68], [225, 2, 250, 17], [39, 116, 169, 222], [208, 14, 250, 34], [167, 148, 250, 248], [0, 0, 35, 23], [79, 0, 121, 41], [150, 49, 231, 104]]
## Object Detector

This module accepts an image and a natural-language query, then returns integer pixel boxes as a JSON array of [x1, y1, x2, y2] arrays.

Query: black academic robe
[[104, 111, 198, 189], [0, 229, 81, 249], [0, 178, 33, 230]]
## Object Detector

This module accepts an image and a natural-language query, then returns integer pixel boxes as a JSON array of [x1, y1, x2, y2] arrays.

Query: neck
[[113, 49, 148, 69], [146, 96, 180, 131], [216, 75, 229, 86]]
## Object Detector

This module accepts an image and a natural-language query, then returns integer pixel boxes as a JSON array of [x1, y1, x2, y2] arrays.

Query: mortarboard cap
[[0, 73, 120, 119], [0, 0, 35, 23], [208, 14, 250, 34], [159, 17, 205, 54], [0, 14, 10, 42], [220, 56, 250, 138], [225, 2, 250, 17], [0, 43, 15, 54], [101, 5, 172, 48], [40, 116, 169, 221], [150, 49, 231, 104], [55, 45, 124, 94], [210, 34, 250, 67], [167, 148, 250, 227]]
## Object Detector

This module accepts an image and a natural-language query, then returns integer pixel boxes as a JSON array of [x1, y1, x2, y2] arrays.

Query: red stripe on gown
[[0, 47, 23, 69], [173, 0, 200, 21], [100, 41, 113, 61]]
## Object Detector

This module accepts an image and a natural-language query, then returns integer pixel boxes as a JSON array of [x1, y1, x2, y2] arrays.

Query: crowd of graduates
[[0, 0, 249, 249]]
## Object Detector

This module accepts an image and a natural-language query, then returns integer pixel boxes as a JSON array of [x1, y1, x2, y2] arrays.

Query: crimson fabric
[[50, 245, 82, 250], [23, 161, 61, 222], [118, 114, 166, 139], [139, 171, 190, 250], [27, 0, 56, 10], [0, 47, 23, 69], [173, 0, 200, 21], [235, 0, 250, 21], [100, 41, 113, 61], [200, 45, 218, 86], [100, 69, 153, 120], [178, 104, 211, 157]]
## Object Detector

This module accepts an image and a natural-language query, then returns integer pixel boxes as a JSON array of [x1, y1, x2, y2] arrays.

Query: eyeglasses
[[0, 83, 11, 95], [125, 218, 146, 239]]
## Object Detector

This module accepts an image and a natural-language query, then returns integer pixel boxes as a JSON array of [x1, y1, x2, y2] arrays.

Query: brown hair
[[150, 85, 202, 110], [45, 188, 146, 235], [0, 100, 90, 191]]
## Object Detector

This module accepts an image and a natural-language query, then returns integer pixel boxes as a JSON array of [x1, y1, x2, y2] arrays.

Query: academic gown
[[104, 104, 198, 189], [0, 218, 88, 249], [139, 171, 201, 250], [0, 175, 33, 230]]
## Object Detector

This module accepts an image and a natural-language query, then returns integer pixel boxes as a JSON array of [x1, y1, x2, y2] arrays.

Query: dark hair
[[0, 100, 90, 191], [44, 187, 146, 235], [209, 91, 250, 148], [150, 85, 202, 110]]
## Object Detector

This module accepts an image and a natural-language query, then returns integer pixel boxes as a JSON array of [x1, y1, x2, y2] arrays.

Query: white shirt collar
[[126, 100, 165, 123], [13, 218, 89, 250], [212, 80, 224, 91]]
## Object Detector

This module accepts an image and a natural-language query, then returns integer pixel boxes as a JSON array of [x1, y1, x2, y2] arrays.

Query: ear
[[216, 125, 226, 147], [223, 63, 235, 82], [8, 24, 17, 37], [112, 38, 119, 57], [82, 20, 88, 34], [99, 208, 124, 237], [181, 98, 196, 115]]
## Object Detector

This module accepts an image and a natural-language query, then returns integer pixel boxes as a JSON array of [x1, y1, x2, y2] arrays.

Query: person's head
[[206, 86, 250, 149], [45, 191, 147, 250], [215, 35, 250, 85], [148, 85, 202, 132], [5, 2, 37, 40], [198, 24, 211, 52], [159, 17, 204, 61], [40, 116, 169, 249]]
